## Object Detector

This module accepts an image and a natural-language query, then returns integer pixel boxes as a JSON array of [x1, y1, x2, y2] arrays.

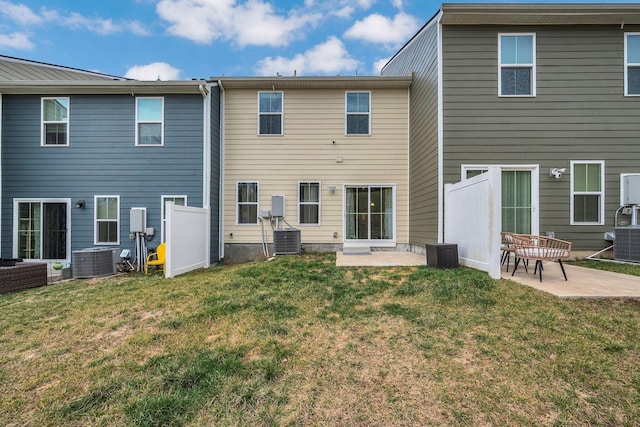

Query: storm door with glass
[[16, 200, 69, 260], [345, 186, 394, 243]]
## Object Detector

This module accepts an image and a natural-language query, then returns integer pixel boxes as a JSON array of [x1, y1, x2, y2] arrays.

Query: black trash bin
[[425, 243, 459, 269]]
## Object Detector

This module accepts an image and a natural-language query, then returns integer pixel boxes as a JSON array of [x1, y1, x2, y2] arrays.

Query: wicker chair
[[510, 234, 572, 282], [500, 232, 528, 273]]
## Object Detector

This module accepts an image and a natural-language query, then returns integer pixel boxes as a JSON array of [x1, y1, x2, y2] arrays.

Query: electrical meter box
[[271, 195, 285, 217], [130, 207, 147, 233], [622, 174, 640, 206]]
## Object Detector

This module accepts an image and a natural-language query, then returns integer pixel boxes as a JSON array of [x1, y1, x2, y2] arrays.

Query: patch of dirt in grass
[[281, 317, 448, 425]]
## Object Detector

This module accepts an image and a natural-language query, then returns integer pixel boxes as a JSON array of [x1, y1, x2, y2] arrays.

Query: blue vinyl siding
[[1, 93, 208, 259]]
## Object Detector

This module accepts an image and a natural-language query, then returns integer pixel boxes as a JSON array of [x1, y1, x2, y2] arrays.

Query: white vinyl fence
[[444, 167, 502, 279], [165, 202, 210, 278]]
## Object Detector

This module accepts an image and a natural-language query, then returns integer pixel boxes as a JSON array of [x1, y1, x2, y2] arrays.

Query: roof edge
[[0, 80, 209, 95], [213, 75, 412, 89]]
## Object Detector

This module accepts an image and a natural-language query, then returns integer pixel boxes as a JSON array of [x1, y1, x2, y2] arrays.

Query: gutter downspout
[[201, 81, 212, 266], [217, 79, 225, 261], [0, 94, 2, 256], [437, 10, 444, 243]]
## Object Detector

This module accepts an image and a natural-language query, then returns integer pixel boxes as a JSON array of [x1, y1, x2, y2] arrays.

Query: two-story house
[[217, 76, 411, 263], [383, 3, 640, 252], [0, 55, 221, 272]]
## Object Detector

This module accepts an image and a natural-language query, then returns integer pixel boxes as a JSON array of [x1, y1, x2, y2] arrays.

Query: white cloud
[[355, 0, 375, 9], [0, 2, 150, 38], [125, 62, 182, 80], [0, 32, 35, 50], [40, 8, 150, 36], [0, 1, 42, 25], [372, 57, 390, 75], [255, 36, 359, 76], [156, 0, 321, 47], [344, 12, 419, 47], [332, 6, 354, 19]]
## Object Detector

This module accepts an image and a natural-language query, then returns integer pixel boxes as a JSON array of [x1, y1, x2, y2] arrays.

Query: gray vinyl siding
[[383, 21, 440, 246], [1, 93, 206, 259], [442, 24, 640, 250], [209, 86, 221, 262]]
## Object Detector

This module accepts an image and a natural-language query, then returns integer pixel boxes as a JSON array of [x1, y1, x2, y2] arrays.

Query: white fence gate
[[165, 202, 210, 278], [444, 167, 502, 279]]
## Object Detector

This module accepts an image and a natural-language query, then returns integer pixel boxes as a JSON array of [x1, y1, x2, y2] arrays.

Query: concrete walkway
[[336, 251, 640, 299]]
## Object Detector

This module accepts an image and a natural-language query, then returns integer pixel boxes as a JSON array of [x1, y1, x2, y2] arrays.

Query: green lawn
[[1, 253, 638, 426]]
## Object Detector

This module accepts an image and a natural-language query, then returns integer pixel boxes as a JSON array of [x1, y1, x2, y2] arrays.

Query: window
[[346, 91, 370, 135], [499, 34, 535, 96], [258, 92, 283, 135], [136, 97, 164, 145], [571, 161, 604, 225], [237, 182, 258, 224], [625, 33, 640, 95], [14, 200, 69, 260], [95, 196, 120, 244], [161, 195, 186, 241], [42, 97, 69, 145], [299, 182, 320, 225]]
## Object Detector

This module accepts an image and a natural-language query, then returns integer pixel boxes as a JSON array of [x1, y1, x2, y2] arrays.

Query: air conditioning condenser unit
[[72, 247, 119, 278], [273, 228, 301, 255]]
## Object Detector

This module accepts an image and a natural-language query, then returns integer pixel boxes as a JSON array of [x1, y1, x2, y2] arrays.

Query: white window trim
[[624, 32, 640, 96], [298, 181, 321, 226], [41, 97, 70, 146], [257, 91, 283, 136], [342, 183, 396, 247], [161, 195, 187, 242], [94, 195, 120, 245], [345, 91, 371, 136], [135, 96, 165, 146], [570, 160, 605, 226], [12, 198, 71, 261], [236, 181, 259, 225], [498, 33, 536, 97]]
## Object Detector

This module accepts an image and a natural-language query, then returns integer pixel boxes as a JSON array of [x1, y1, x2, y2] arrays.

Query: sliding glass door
[[502, 170, 532, 234], [16, 200, 69, 260], [345, 186, 394, 243]]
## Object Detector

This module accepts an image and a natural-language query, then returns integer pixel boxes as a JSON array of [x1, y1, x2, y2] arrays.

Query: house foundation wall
[[223, 243, 415, 264]]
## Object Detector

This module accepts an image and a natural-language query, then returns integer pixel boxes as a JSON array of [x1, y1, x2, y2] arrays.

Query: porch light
[[75, 200, 85, 209]]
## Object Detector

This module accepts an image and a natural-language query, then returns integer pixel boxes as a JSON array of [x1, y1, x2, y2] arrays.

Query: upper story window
[[499, 34, 536, 97], [571, 161, 604, 225], [345, 91, 370, 135], [136, 97, 164, 146], [42, 97, 69, 146], [299, 182, 320, 225], [95, 195, 120, 244], [258, 92, 283, 135], [625, 33, 640, 96], [237, 182, 259, 224]]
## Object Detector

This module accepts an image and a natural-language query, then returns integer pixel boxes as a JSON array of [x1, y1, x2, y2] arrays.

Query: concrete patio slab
[[504, 262, 640, 299], [335, 251, 640, 299]]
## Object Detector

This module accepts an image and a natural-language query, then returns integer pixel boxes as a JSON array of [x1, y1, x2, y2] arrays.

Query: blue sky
[[0, 0, 631, 80]]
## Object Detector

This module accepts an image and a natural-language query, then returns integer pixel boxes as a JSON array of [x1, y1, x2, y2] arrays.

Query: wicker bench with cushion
[[510, 235, 572, 282]]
